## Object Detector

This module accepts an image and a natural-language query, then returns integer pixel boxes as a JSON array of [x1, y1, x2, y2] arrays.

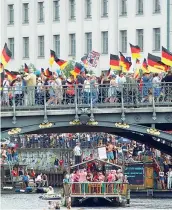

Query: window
[[85, 33, 92, 54], [69, 34, 76, 56], [23, 3, 29, 23], [38, 2, 44, 22], [102, 0, 108, 17], [23, 37, 29, 58], [120, 30, 127, 53], [85, 0, 92, 18], [102, 31, 108, 54], [120, 0, 127, 16], [153, 0, 161, 13], [153, 28, 161, 51], [136, 29, 144, 51], [69, 0, 76, 20], [136, 0, 143, 15], [54, 35, 60, 57], [38, 36, 44, 57], [8, 38, 14, 58], [8, 5, 14, 25], [53, 0, 60, 21]]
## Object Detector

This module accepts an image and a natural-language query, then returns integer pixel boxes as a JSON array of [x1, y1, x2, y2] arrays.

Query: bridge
[[1, 83, 172, 154]]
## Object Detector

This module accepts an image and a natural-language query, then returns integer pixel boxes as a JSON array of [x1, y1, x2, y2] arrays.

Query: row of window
[[8, 28, 161, 59], [7, 0, 161, 25], [8, 31, 108, 59]]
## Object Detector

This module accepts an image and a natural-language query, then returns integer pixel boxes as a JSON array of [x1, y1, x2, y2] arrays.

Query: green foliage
[[18, 63, 37, 73], [62, 60, 75, 78]]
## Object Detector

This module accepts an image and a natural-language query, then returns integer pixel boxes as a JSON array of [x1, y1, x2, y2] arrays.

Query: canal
[[1, 193, 172, 210]]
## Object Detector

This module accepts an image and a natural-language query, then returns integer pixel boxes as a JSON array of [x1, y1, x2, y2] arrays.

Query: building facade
[[0, 0, 172, 75]]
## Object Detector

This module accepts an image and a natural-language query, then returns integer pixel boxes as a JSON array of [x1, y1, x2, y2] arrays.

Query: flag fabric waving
[[148, 53, 169, 72], [71, 62, 83, 77], [55, 57, 68, 69], [24, 63, 29, 73], [81, 55, 88, 67], [142, 58, 149, 73], [5, 69, 18, 81], [1, 43, 12, 67], [130, 43, 141, 59], [119, 52, 132, 72], [110, 54, 120, 70], [44, 68, 53, 78], [0, 62, 3, 73], [49, 50, 56, 66], [161, 46, 172, 67]]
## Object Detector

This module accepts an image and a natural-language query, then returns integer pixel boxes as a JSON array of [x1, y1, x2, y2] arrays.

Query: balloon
[[35, 70, 41, 76], [56, 69, 61, 76]]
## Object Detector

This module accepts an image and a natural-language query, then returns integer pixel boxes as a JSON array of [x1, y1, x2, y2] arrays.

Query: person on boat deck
[[22, 172, 29, 188], [106, 142, 114, 163], [117, 169, 123, 182], [93, 172, 99, 182], [98, 172, 105, 182], [19, 167, 24, 176], [30, 168, 36, 183], [7, 148, 12, 162], [73, 143, 82, 165], [42, 174, 48, 187], [86, 170, 93, 182], [35, 173, 42, 187], [47, 186, 54, 195]]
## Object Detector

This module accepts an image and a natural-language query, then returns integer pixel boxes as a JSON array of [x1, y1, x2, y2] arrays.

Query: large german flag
[[1, 43, 12, 67], [110, 54, 120, 70], [130, 43, 141, 59], [119, 52, 132, 72], [148, 53, 169, 72], [55, 57, 68, 70], [0, 63, 4, 88], [49, 50, 56, 66], [24, 63, 29, 73], [5, 69, 18, 81], [161, 46, 172, 67], [44, 68, 53, 78]]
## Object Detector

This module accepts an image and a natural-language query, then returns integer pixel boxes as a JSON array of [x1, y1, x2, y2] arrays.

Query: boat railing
[[63, 182, 128, 197]]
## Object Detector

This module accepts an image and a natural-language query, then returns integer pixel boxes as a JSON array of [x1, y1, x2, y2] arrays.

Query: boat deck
[[70, 193, 121, 198]]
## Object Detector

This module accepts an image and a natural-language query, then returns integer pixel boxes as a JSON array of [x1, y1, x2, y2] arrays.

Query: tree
[[62, 60, 75, 78]]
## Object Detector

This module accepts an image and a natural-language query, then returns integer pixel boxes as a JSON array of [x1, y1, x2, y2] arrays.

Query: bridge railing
[[1, 82, 172, 111]]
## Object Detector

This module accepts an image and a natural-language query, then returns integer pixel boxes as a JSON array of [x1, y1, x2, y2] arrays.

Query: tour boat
[[63, 158, 130, 207], [39, 194, 62, 201]]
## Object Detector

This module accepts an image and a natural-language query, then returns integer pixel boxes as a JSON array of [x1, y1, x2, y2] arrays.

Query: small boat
[[39, 194, 62, 200]]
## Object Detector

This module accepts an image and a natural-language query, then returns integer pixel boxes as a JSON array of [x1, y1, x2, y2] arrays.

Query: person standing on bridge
[[73, 143, 82, 164]]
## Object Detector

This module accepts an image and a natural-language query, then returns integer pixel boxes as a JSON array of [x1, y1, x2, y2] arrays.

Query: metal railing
[[1, 82, 172, 111], [63, 182, 128, 197]]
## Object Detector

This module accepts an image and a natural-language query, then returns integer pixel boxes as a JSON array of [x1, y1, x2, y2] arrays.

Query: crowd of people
[[1, 69, 172, 107]]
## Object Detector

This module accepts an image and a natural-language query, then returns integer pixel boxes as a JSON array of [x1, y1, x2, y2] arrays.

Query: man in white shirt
[[167, 168, 172, 189], [73, 143, 82, 164]]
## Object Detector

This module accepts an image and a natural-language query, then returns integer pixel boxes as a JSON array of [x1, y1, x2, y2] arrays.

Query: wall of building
[[0, 0, 171, 75]]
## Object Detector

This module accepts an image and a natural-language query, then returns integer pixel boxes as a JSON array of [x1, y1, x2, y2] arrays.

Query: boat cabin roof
[[70, 158, 122, 170]]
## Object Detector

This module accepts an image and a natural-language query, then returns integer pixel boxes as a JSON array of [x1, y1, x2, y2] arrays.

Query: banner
[[87, 51, 100, 68]]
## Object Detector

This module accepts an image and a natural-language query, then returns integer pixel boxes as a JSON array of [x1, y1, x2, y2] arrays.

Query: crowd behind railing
[[1, 71, 172, 108]]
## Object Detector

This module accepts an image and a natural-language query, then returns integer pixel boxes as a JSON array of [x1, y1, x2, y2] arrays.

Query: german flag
[[74, 62, 83, 74], [1, 43, 12, 67], [44, 68, 53, 78], [55, 57, 68, 70], [49, 50, 56, 66], [161, 46, 172, 67], [0, 63, 4, 88], [5, 69, 18, 81], [110, 54, 120, 70], [142, 58, 149, 73], [119, 52, 132, 72], [24, 63, 29, 73], [148, 53, 169, 72], [130, 43, 141, 59]]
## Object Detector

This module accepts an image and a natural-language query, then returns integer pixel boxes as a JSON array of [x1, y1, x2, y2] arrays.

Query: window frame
[[102, 0, 108, 17], [38, 36, 45, 57], [120, 30, 127, 53], [120, 0, 127, 16], [136, 29, 144, 52], [69, 0, 76, 20], [69, 34, 76, 56], [102, 31, 108, 54], [53, 35, 60, 57], [153, 0, 161, 14], [153, 28, 161, 51], [53, 0, 60, 21], [136, 0, 143, 15], [8, 38, 14, 59], [23, 3, 29, 24], [23, 37, 29, 58], [85, 0, 92, 19], [85, 32, 92, 54], [38, 2, 44, 23], [8, 4, 14, 25]]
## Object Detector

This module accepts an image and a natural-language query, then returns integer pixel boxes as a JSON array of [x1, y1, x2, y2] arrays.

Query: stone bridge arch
[[1, 121, 172, 155]]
